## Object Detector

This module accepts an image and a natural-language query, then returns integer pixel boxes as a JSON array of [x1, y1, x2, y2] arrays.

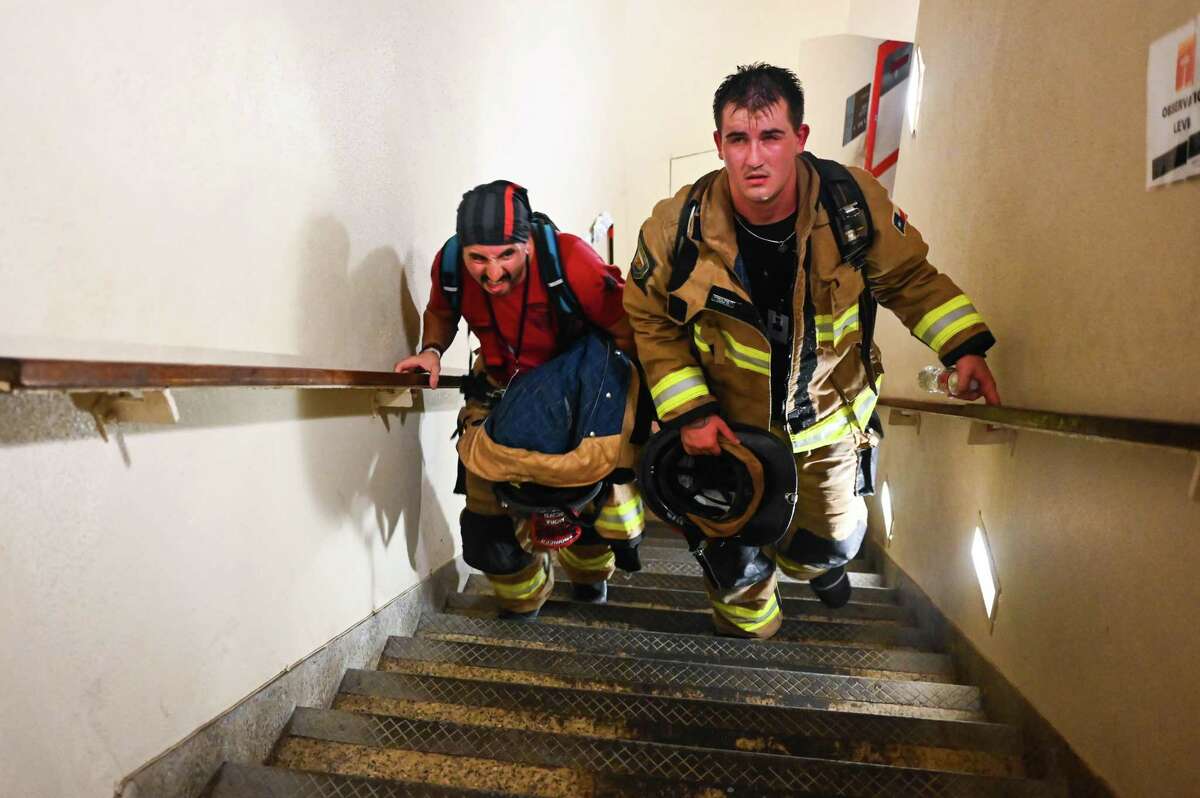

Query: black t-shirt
[[735, 212, 799, 424]]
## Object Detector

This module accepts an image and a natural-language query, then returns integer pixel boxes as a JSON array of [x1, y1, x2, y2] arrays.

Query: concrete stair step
[[590, 566, 902, 605], [335, 668, 1027, 778], [417, 611, 955, 682], [445, 592, 935, 650], [379, 636, 983, 720], [209, 762, 525, 797], [279, 707, 1053, 797], [638, 556, 887, 587], [469, 574, 913, 625]]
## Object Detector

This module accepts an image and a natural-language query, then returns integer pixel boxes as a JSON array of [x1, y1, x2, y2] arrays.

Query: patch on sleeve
[[892, 207, 908, 236], [630, 230, 656, 292]]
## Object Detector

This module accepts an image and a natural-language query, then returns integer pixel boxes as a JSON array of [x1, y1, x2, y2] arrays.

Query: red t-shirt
[[427, 232, 626, 382]]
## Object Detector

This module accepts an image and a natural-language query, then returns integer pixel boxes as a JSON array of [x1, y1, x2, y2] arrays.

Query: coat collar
[[697, 155, 823, 274]]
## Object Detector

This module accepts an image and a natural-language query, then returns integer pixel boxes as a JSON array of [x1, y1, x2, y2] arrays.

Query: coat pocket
[[816, 264, 864, 353]]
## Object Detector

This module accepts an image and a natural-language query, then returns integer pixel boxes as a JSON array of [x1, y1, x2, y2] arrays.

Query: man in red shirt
[[395, 180, 642, 618]]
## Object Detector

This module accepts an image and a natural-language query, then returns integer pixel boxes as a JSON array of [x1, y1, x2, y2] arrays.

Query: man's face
[[462, 242, 529, 296], [714, 100, 810, 210]]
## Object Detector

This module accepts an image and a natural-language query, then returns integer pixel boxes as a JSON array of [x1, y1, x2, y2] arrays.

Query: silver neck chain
[[734, 214, 797, 251]]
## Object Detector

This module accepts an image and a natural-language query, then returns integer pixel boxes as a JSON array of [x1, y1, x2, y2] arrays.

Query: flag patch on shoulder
[[892, 208, 908, 235]]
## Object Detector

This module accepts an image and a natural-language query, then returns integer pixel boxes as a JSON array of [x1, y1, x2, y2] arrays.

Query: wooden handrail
[[3, 357, 1195, 453], [879, 397, 1200, 453], [0, 356, 462, 392]]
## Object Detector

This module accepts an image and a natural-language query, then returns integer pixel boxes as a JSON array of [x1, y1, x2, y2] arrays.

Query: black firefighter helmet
[[637, 422, 797, 547]]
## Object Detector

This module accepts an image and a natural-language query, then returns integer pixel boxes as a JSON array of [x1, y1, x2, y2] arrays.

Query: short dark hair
[[712, 63, 805, 132]]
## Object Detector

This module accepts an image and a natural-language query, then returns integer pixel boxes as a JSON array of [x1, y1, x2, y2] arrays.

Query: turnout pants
[[705, 435, 869, 638], [459, 400, 645, 614]]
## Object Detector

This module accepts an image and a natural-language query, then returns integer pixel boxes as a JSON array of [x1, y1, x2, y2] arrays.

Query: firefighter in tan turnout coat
[[624, 63, 1000, 638]]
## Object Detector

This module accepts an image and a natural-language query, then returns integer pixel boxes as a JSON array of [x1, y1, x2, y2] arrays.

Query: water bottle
[[917, 365, 969, 396]]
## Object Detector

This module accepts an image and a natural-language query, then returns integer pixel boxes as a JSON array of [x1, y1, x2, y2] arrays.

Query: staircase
[[207, 524, 1056, 797]]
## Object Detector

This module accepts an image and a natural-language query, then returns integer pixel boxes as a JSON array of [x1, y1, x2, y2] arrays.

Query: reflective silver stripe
[[921, 302, 978, 346], [652, 373, 710, 415]]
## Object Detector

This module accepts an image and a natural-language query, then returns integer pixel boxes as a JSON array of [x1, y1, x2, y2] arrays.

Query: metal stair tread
[[465, 574, 913, 625], [416, 610, 954, 681], [209, 762, 526, 798], [638, 544, 876, 574], [445, 592, 935, 650], [337, 667, 1029, 771], [588, 566, 901, 605], [638, 556, 887, 587], [283, 706, 1054, 797], [380, 636, 984, 718]]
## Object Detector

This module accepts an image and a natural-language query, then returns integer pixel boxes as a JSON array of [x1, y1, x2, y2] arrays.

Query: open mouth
[[482, 277, 512, 293]]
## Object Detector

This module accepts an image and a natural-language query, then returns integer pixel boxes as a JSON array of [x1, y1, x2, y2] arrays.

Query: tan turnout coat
[[624, 156, 993, 452]]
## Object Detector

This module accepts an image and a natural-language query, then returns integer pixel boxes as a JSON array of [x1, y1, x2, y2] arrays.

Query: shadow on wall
[[293, 215, 455, 585]]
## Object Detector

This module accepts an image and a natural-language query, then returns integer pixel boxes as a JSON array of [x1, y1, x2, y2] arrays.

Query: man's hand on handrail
[[394, 349, 442, 389], [950, 354, 1001, 405]]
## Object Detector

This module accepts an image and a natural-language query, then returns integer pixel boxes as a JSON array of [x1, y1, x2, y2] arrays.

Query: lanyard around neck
[[483, 256, 533, 372]]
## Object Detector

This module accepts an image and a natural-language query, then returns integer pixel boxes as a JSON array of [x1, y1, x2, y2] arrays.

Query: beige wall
[[874, 1, 1200, 795], [0, 3, 923, 796]]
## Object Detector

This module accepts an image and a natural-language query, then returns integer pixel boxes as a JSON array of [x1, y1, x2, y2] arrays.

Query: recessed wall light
[[971, 522, 1000, 622], [881, 481, 894, 541]]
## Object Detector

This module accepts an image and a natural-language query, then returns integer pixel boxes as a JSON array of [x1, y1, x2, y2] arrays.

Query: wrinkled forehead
[[719, 99, 793, 133], [462, 242, 525, 259]]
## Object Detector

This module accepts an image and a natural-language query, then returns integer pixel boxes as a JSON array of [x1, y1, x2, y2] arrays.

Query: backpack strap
[[667, 170, 721, 293], [529, 216, 583, 325], [438, 234, 463, 314], [800, 152, 881, 393]]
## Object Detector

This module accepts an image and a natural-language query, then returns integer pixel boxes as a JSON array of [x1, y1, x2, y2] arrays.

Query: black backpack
[[668, 153, 881, 392]]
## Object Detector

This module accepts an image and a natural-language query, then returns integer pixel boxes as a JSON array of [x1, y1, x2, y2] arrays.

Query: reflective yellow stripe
[[816, 307, 861, 347], [596, 494, 645, 533], [719, 330, 770, 376], [490, 565, 547, 600], [692, 325, 711, 353], [651, 367, 711, 416], [774, 550, 811, 574], [929, 312, 985, 352], [713, 595, 781, 633], [595, 510, 645, 533], [789, 377, 882, 453], [913, 294, 985, 353], [558, 547, 615, 570], [913, 295, 972, 340]]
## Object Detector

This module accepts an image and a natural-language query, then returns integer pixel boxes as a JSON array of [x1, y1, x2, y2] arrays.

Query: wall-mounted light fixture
[[971, 518, 1001, 625], [881, 480, 895, 542], [906, 46, 925, 137]]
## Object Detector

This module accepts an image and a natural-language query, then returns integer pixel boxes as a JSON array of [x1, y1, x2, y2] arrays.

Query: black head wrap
[[455, 180, 532, 246]]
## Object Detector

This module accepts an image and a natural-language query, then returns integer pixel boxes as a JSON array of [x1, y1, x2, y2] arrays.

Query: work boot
[[571, 581, 608, 604], [810, 565, 852, 608], [497, 607, 540, 622], [611, 542, 642, 573]]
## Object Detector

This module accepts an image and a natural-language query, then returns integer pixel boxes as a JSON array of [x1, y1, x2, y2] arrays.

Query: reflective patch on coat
[[892, 207, 908, 236], [630, 230, 656, 292]]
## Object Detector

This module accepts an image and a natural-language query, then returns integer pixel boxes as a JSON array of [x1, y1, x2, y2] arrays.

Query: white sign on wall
[[1147, 16, 1200, 188]]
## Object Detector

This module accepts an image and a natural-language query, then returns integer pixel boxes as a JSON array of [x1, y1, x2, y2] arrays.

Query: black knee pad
[[459, 510, 531, 575], [784, 521, 867, 571], [699, 539, 775, 591]]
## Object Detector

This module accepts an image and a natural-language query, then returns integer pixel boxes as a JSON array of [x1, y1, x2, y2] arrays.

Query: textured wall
[[0, 2, 925, 796], [872, 2, 1200, 795]]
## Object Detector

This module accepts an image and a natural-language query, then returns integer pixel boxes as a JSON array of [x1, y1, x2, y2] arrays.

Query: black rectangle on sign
[[881, 43, 914, 96], [843, 83, 871, 145], [1151, 141, 1188, 179]]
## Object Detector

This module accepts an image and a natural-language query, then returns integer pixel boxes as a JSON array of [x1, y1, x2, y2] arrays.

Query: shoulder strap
[[667, 170, 721, 293], [530, 220, 584, 327], [438, 235, 463, 314], [800, 152, 873, 269], [800, 152, 881, 393]]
